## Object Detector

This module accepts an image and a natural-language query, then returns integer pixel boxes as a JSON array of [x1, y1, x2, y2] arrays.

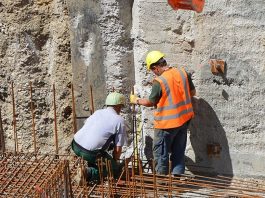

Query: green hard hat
[[105, 92, 125, 106]]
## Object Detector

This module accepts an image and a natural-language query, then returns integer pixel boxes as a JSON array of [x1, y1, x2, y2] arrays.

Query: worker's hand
[[130, 94, 139, 104]]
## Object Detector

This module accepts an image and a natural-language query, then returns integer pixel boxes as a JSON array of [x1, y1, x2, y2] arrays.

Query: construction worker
[[130, 50, 196, 176], [72, 92, 127, 182]]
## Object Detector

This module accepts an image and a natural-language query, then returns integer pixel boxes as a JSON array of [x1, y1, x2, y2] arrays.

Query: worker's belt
[[71, 139, 104, 163]]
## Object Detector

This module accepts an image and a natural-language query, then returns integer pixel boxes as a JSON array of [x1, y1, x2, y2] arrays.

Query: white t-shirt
[[74, 107, 126, 151]]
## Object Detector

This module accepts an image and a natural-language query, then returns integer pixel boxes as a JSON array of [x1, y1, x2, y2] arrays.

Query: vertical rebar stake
[[97, 158, 104, 197], [131, 86, 139, 172], [89, 85, 94, 114], [29, 82, 37, 154], [0, 108, 5, 152], [11, 82, 18, 153], [168, 161, 172, 198], [138, 158, 146, 197], [131, 156, 136, 198], [125, 158, 130, 196], [108, 160, 115, 197], [71, 83, 77, 134], [52, 84, 59, 155], [152, 159, 157, 197]]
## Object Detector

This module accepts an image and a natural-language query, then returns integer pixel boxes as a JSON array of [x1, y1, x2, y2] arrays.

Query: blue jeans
[[153, 123, 188, 175]]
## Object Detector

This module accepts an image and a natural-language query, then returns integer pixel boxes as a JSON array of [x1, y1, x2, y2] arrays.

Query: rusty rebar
[[138, 158, 146, 197], [97, 157, 104, 197], [29, 82, 37, 154], [0, 108, 5, 152], [89, 84, 95, 114], [1, 153, 262, 198], [52, 84, 59, 155], [11, 82, 18, 153], [168, 161, 172, 198], [152, 159, 157, 197]]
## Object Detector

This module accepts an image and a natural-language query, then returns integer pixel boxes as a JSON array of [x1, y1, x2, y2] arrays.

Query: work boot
[[86, 166, 100, 183]]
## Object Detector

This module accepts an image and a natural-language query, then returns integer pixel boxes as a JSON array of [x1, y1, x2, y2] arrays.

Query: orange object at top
[[168, 0, 205, 13]]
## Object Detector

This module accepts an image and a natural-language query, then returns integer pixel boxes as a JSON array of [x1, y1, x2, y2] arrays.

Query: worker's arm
[[113, 146, 122, 161], [130, 80, 161, 107]]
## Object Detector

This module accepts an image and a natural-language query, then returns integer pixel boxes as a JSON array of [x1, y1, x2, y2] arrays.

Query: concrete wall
[[132, 0, 265, 178], [67, 0, 134, 129], [0, 0, 73, 153], [67, 0, 265, 178], [1, 0, 264, 179]]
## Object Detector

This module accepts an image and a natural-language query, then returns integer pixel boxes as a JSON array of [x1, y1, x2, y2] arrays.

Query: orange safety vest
[[154, 67, 194, 129]]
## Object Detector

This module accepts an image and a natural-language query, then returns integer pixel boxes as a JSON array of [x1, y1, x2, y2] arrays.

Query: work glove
[[130, 94, 139, 104]]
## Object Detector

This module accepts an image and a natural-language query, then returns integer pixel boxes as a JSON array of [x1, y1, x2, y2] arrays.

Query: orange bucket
[[168, 0, 205, 13]]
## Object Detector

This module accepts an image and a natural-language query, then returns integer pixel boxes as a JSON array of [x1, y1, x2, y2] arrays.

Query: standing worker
[[130, 51, 196, 176], [72, 92, 127, 182]]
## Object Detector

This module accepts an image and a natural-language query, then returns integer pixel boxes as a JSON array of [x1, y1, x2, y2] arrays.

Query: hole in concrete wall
[[34, 33, 49, 50], [62, 106, 72, 119], [14, 0, 31, 7]]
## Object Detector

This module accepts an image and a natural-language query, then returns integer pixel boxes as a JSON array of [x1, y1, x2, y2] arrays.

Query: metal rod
[[71, 83, 77, 134], [11, 82, 18, 153], [131, 86, 139, 173], [168, 161, 172, 198], [105, 159, 112, 197], [66, 160, 74, 197], [52, 84, 59, 155], [138, 158, 146, 197], [63, 161, 70, 198], [97, 158, 104, 197], [89, 85, 95, 114], [0, 108, 5, 152], [108, 160, 115, 197], [131, 156, 136, 197], [152, 159, 157, 197], [125, 158, 131, 196], [80, 158, 86, 187], [29, 82, 37, 154]]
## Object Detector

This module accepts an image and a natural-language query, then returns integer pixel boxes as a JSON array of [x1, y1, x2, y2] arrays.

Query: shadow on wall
[[187, 97, 233, 178], [144, 135, 153, 160]]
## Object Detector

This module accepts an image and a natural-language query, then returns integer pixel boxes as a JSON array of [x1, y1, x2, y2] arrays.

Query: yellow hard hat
[[105, 92, 125, 106], [145, 51, 165, 71]]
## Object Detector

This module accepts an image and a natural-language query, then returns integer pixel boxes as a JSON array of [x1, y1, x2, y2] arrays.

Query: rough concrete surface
[[132, 0, 265, 178], [0, 0, 265, 179], [0, 0, 73, 153]]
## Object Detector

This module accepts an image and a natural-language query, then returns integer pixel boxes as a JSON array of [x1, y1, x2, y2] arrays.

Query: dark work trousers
[[71, 140, 121, 181], [153, 122, 188, 175]]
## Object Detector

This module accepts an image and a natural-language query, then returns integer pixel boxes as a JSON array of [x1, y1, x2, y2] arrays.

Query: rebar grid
[[0, 152, 89, 198], [1, 153, 265, 197], [89, 158, 265, 198]]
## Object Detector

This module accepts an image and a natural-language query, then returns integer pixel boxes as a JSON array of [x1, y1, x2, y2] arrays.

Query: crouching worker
[[71, 92, 127, 183]]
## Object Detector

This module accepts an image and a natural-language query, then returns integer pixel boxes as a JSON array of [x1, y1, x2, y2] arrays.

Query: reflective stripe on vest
[[154, 67, 194, 128]]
